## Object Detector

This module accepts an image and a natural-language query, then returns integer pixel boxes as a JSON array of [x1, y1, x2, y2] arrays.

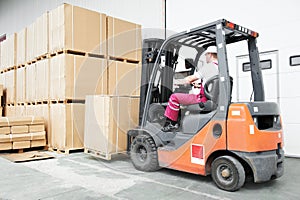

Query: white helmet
[[204, 46, 217, 54]]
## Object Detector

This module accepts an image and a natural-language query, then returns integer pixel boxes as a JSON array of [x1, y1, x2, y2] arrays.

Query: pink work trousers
[[164, 92, 207, 122]]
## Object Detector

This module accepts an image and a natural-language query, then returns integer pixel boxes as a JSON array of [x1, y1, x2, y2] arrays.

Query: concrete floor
[[0, 152, 299, 200]]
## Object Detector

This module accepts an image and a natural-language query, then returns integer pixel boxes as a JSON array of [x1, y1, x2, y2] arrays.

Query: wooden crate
[[108, 60, 141, 96], [49, 3, 106, 55], [49, 53, 107, 100], [16, 67, 26, 103], [16, 28, 27, 66], [36, 59, 49, 101], [84, 95, 139, 160], [0, 33, 17, 70], [35, 12, 48, 59], [25, 63, 36, 102], [49, 102, 85, 150], [107, 16, 141, 62], [4, 69, 16, 104], [26, 23, 35, 63]]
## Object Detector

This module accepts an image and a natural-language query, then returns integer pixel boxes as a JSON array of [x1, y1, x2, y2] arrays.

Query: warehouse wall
[[0, 0, 165, 38], [167, 0, 300, 157]]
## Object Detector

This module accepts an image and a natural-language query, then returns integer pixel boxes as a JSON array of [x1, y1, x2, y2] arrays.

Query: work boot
[[161, 122, 179, 132]]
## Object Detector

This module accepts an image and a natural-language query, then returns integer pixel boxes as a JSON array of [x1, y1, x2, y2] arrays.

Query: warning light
[[226, 21, 235, 29]]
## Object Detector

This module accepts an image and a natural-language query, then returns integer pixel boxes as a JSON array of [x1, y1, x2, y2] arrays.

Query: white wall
[[0, 0, 165, 39]]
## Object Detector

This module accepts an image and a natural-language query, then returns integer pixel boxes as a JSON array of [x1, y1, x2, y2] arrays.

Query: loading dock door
[[236, 50, 279, 103]]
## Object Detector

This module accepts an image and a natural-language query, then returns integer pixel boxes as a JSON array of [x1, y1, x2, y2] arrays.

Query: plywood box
[[0, 142, 12, 150], [0, 33, 17, 70], [107, 16, 141, 62], [49, 3, 106, 55], [11, 125, 28, 134], [5, 105, 16, 117], [13, 141, 30, 149], [16, 67, 26, 103], [15, 104, 26, 117], [50, 103, 85, 150], [31, 139, 46, 147], [26, 23, 35, 62], [17, 28, 27, 66], [25, 63, 36, 102], [49, 54, 107, 100], [35, 12, 48, 57], [108, 61, 141, 96], [36, 59, 49, 101], [4, 69, 16, 104], [84, 95, 139, 155]]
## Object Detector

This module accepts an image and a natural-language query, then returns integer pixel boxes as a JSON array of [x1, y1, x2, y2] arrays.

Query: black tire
[[130, 135, 160, 172], [148, 103, 166, 125], [211, 156, 245, 191]]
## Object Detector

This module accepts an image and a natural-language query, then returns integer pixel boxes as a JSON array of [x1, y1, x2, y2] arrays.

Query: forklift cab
[[128, 19, 284, 191]]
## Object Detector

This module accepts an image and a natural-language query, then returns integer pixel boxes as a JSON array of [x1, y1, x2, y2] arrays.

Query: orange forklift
[[127, 19, 284, 191]]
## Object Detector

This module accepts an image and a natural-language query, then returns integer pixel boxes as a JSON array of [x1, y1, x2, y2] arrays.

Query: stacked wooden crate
[[0, 117, 46, 151], [84, 16, 141, 159], [1, 3, 142, 153]]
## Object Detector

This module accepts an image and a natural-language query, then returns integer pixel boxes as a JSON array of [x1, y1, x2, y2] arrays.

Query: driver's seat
[[185, 75, 220, 114]]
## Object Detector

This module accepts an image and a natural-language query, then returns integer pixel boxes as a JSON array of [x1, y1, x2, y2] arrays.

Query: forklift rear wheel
[[130, 135, 160, 172], [211, 156, 245, 191]]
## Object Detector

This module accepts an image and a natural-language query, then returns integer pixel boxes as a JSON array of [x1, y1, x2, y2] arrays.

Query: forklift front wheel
[[211, 156, 245, 192], [130, 135, 160, 172]]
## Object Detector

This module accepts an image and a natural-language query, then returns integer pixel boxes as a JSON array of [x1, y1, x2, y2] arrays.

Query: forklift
[[127, 19, 284, 191]]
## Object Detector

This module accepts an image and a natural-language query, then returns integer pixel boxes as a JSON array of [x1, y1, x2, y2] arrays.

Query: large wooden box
[[26, 23, 35, 63], [107, 16, 141, 62], [25, 63, 36, 102], [16, 67, 26, 103], [4, 69, 16, 104], [49, 3, 106, 55], [49, 54, 107, 100], [49, 103, 85, 150], [108, 61, 141, 96], [35, 12, 48, 58], [84, 95, 139, 159], [36, 59, 49, 101], [16, 28, 27, 66], [0, 33, 17, 70]]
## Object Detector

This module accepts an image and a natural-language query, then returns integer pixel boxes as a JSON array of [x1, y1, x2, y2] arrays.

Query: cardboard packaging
[[4, 69, 16, 104], [108, 61, 141, 96], [13, 141, 30, 149], [16, 67, 26, 103], [25, 63, 36, 102], [0, 33, 17, 70], [31, 139, 46, 147], [35, 12, 48, 58], [49, 3, 106, 55], [0, 127, 10, 134], [15, 105, 26, 117], [84, 95, 139, 157], [0, 116, 44, 126], [5, 105, 16, 117], [36, 59, 49, 101], [16, 28, 27, 66], [49, 54, 107, 100], [11, 125, 29, 134], [50, 103, 85, 150], [107, 16, 141, 62], [0, 142, 12, 150], [0, 134, 11, 143], [29, 124, 45, 133]]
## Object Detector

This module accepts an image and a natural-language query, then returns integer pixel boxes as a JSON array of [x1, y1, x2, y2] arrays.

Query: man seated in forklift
[[162, 46, 219, 132]]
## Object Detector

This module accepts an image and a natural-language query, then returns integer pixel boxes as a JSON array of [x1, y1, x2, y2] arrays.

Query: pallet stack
[[0, 3, 142, 153], [0, 117, 46, 151]]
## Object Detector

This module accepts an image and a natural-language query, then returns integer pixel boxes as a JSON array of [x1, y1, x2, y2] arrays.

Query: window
[[242, 59, 272, 72], [290, 55, 300, 66]]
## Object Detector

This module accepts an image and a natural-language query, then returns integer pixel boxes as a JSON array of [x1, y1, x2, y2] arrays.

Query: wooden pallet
[[48, 147, 84, 155], [49, 99, 85, 104], [84, 148, 112, 160], [108, 56, 140, 64], [49, 49, 106, 59]]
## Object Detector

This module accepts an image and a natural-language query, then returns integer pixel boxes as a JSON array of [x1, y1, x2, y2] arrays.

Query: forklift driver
[[162, 46, 219, 132]]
